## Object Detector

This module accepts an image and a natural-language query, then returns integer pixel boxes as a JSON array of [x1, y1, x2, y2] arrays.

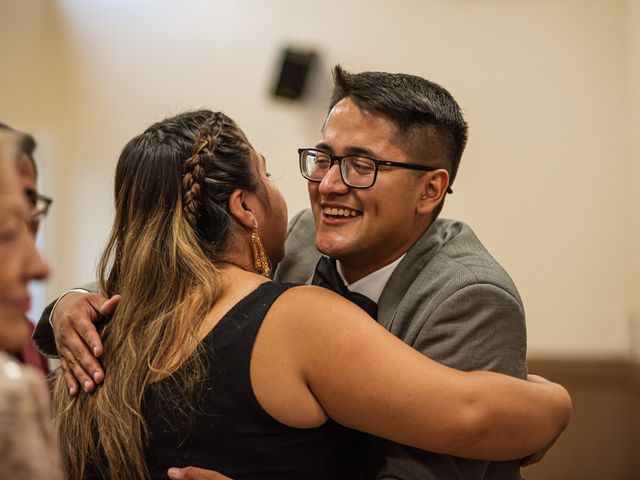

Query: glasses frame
[[24, 190, 53, 222], [298, 148, 453, 193]]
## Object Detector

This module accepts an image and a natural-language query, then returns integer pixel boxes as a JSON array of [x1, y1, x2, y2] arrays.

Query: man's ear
[[417, 169, 450, 215], [228, 189, 256, 229]]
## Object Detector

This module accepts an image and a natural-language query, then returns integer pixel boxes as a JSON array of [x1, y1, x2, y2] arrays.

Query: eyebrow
[[314, 143, 381, 159]]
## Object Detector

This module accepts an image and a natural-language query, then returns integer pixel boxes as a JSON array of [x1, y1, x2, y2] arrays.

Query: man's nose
[[318, 164, 349, 195]]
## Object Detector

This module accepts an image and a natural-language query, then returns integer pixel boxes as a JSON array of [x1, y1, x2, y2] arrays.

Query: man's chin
[[315, 238, 353, 260], [314, 217, 363, 255]]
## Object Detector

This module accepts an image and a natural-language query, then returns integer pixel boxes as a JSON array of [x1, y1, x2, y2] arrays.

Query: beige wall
[[629, 1, 640, 355], [1, 0, 638, 357]]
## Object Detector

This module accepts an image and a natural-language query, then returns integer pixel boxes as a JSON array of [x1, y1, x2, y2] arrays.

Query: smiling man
[[274, 67, 527, 480]]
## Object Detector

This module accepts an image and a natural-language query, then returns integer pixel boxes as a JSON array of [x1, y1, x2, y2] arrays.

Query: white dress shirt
[[336, 255, 405, 303]]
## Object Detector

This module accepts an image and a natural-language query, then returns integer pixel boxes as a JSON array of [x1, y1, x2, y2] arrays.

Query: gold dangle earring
[[251, 227, 271, 277]]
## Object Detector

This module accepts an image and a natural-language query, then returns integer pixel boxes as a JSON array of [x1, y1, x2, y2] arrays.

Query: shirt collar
[[336, 255, 405, 303]]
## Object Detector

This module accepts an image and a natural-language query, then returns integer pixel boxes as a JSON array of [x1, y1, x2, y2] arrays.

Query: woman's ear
[[228, 189, 256, 230], [416, 169, 450, 215]]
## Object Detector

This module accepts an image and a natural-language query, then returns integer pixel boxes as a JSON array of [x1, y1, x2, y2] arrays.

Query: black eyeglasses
[[298, 148, 453, 193], [24, 190, 53, 222]]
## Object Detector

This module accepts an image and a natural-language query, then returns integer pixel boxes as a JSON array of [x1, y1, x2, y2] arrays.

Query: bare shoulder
[[263, 284, 386, 351], [279, 284, 346, 303], [272, 284, 372, 326]]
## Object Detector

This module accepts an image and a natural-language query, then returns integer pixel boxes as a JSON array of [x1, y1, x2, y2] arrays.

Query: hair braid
[[182, 140, 206, 228], [181, 113, 223, 228]]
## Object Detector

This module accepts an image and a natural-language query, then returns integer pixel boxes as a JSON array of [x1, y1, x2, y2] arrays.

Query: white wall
[[1, 0, 637, 357]]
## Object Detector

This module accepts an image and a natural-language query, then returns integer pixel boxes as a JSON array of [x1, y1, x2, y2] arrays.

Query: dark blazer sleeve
[[32, 299, 59, 357], [32, 282, 99, 357], [369, 283, 526, 480]]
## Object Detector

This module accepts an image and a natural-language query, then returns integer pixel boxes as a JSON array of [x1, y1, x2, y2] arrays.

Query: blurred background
[[1, 0, 639, 478]]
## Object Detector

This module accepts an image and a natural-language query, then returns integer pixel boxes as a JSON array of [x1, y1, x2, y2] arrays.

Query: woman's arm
[[268, 286, 571, 461]]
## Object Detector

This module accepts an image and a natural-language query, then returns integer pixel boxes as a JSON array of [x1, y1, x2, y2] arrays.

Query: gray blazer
[[275, 209, 527, 480]]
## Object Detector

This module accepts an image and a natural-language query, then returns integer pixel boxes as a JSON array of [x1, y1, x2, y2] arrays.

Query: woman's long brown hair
[[52, 111, 260, 479]]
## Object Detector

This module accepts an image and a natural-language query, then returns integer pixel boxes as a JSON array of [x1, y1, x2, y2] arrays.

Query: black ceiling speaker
[[272, 48, 318, 100]]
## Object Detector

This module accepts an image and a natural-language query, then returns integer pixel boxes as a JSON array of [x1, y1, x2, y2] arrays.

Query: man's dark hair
[[328, 66, 468, 218], [0, 122, 38, 176]]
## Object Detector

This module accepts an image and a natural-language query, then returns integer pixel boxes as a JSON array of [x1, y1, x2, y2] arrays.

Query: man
[[35, 67, 528, 479], [276, 67, 527, 479]]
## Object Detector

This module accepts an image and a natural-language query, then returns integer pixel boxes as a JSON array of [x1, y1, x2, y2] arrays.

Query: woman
[[52, 111, 570, 479], [0, 130, 60, 479], [0, 122, 52, 375]]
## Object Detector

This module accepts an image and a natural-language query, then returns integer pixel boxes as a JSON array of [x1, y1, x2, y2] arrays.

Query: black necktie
[[311, 256, 378, 318]]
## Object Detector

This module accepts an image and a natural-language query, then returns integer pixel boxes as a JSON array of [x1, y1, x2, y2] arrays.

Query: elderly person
[[0, 130, 61, 479], [0, 123, 52, 375]]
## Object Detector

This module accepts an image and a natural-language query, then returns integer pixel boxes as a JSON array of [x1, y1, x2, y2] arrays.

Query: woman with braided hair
[[52, 110, 569, 480]]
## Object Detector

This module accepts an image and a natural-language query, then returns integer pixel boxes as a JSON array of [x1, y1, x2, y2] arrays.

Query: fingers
[[53, 292, 105, 354], [520, 453, 541, 467], [58, 342, 101, 393], [52, 292, 110, 392], [83, 294, 122, 358], [520, 432, 561, 467], [520, 447, 547, 466], [59, 356, 80, 396], [74, 312, 104, 359], [61, 310, 104, 382], [97, 294, 122, 317], [167, 467, 232, 480], [525, 374, 549, 384], [83, 293, 117, 355]]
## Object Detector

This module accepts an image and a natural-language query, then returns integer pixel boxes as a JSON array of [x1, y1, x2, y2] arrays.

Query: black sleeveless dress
[[140, 281, 364, 479]]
